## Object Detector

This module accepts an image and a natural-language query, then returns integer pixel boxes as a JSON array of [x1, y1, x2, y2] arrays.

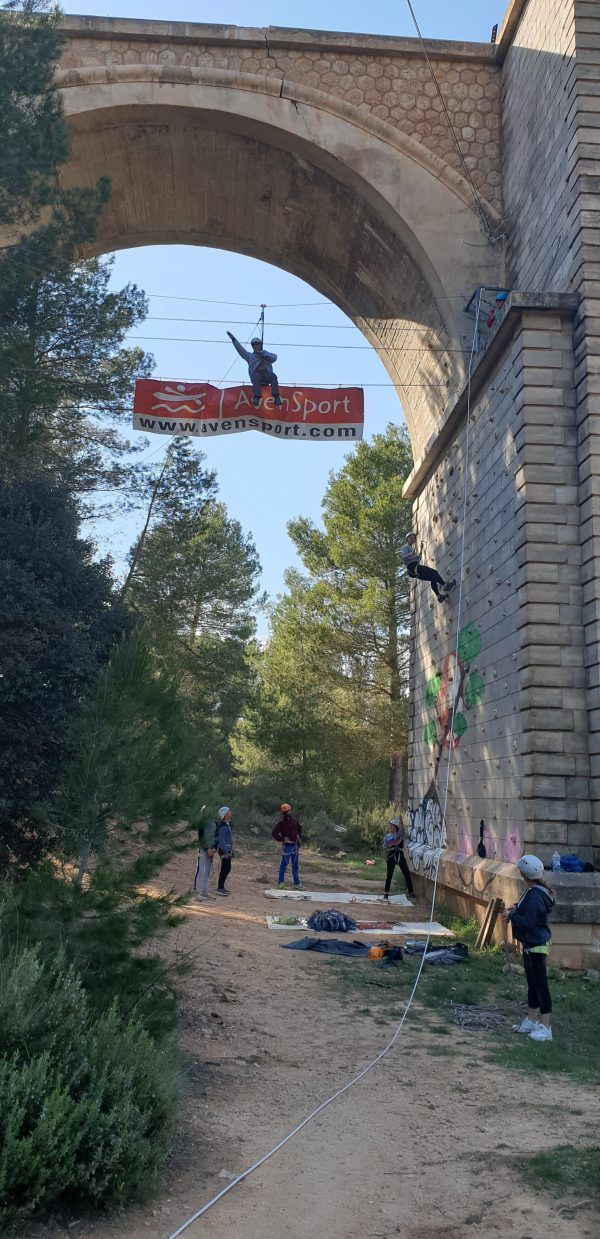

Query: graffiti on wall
[[422, 622, 484, 764], [408, 790, 445, 878], [457, 821, 523, 864], [409, 622, 486, 876]]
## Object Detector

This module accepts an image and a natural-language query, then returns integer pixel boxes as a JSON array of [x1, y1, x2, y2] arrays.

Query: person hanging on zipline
[[401, 531, 456, 603], [227, 331, 282, 408]]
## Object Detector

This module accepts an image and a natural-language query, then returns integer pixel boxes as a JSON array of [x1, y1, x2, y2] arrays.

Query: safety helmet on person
[[218, 805, 231, 820], [517, 854, 544, 880], [251, 337, 262, 346], [389, 817, 401, 827], [280, 803, 292, 813]]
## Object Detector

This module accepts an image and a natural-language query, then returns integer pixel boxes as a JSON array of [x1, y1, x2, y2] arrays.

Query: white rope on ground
[[166, 292, 484, 1239]]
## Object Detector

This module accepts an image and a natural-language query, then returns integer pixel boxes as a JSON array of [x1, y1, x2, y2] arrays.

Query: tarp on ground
[[280, 937, 371, 956], [133, 379, 364, 442], [264, 890, 411, 906]]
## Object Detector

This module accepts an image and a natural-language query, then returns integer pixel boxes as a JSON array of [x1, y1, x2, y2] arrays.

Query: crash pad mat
[[264, 889, 411, 907], [266, 915, 453, 937]]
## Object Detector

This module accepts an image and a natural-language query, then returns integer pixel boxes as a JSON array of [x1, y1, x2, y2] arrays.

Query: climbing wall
[[407, 301, 591, 872]]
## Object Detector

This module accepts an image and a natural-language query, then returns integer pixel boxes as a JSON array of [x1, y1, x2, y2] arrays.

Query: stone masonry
[[59, 17, 502, 211], [403, 0, 600, 963]]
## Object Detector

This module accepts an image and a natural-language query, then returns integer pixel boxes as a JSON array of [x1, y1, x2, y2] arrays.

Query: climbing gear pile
[[306, 909, 357, 933], [404, 941, 468, 965]]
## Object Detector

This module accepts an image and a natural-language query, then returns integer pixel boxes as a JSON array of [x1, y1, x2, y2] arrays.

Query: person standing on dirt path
[[382, 816, 415, 901], [272, 803, 303, 889], [215, 806, 234, 897], [503, 854, 554, 1042], [194, 816, 217, 901]]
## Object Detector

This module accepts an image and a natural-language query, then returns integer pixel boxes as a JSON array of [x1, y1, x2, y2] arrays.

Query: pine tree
[[127, 440, 262, 777], [0, 3, 153, 506], [0, 474, 128, 873], [0, 256, 153, 500], [288, 425, 413, 805]]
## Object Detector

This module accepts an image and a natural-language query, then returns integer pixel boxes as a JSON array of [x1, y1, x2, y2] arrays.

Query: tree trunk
[[388, 754, 403, 807], [121, 445, 173, 599], [75, 840, 90, 886]]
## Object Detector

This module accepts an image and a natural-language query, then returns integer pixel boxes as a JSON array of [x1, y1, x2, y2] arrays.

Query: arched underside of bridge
[[57, 68, 501, 458]]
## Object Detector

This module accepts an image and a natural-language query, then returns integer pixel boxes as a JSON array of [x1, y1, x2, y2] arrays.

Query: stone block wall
[[407, 299, 592, 870], [501, 0, 577, 291], [59, 18, 502, 211]]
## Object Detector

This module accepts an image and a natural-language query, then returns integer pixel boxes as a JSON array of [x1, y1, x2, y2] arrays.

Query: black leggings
[[408, 565, 445, 599], [218, 855, 232, 890], [523, 951, 552, 1015], [385, 849, 414, 896]]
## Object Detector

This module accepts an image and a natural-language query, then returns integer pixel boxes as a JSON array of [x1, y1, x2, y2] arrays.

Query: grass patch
[[328, 913, 600, 1086], [302, 850, 386, 878], [519, 1145, 600, 1217]]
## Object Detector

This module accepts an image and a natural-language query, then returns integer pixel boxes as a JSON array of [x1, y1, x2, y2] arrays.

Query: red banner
[[133, 379, 364, 442]]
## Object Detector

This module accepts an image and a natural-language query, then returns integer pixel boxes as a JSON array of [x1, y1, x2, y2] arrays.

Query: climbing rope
[[449, 1004, 511, 1033], [166, 298, 485, 1238]]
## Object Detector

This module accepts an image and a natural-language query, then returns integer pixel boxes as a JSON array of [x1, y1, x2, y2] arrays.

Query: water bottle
[[552, 850, 561, 872]]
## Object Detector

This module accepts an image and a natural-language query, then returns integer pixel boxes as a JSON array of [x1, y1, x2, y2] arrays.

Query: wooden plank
[[475, 897, 503, 949]]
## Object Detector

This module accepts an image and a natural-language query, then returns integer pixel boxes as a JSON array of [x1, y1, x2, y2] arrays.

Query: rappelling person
[[272, 803, 302, 889], [227, 331, 282, 407], [401, 531, 456, 603]]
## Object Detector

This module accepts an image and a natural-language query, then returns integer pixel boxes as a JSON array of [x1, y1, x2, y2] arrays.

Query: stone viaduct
[[56, 0, 600, 961]]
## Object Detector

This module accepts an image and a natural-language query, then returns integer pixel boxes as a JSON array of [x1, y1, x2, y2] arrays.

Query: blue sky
[[64, 0, 502, 601]]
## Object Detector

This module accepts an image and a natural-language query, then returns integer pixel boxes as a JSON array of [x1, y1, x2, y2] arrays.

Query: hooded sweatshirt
[[272, 814, 302, 845], [214, 819, 233, 856], [508, 883, 554, 950]]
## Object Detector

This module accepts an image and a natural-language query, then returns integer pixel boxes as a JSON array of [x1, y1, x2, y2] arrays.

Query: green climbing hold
[[426, 673, 442, 707], [464, 671, 485, 708], [458, 622, 481, 664]]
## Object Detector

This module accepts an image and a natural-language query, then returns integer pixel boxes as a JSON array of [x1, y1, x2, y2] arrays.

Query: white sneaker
[[529, 1024, 553, 1042], [513, 1017, 538, 1034]]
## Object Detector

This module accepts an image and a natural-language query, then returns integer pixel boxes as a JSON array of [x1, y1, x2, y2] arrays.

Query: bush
[[0, 945, 178, 1233], [0, 863, 182, 1042]]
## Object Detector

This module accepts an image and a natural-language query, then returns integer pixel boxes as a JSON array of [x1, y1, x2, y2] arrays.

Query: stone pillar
[[515, 303, 591, 853], [571, 1, 600, 861], [406, 294, 590, 871]]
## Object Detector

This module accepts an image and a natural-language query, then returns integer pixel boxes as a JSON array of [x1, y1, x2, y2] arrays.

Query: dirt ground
[[33, 847, 599, 1239]]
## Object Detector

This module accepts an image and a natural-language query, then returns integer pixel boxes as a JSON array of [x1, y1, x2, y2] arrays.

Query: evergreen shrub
[[0, 944, 178, 1232]]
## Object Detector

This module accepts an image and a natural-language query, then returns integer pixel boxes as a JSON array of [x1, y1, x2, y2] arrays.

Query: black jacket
[[508, 884, 554, 950]]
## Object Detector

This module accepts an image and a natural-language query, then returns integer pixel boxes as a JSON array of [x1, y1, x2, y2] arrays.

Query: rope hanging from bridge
[[166, 291, 485, 1239]]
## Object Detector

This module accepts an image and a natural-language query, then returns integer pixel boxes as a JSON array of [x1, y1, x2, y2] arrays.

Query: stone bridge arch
[[56, 19, 502, 460]]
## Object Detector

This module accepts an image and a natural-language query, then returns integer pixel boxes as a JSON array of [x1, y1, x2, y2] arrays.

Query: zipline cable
[[166, 296, 484, 1239]]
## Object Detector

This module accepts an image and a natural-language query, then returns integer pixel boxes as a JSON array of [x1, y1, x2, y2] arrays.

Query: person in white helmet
[[503, 854, 554, 1042], [382, 815, 415, 901]]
